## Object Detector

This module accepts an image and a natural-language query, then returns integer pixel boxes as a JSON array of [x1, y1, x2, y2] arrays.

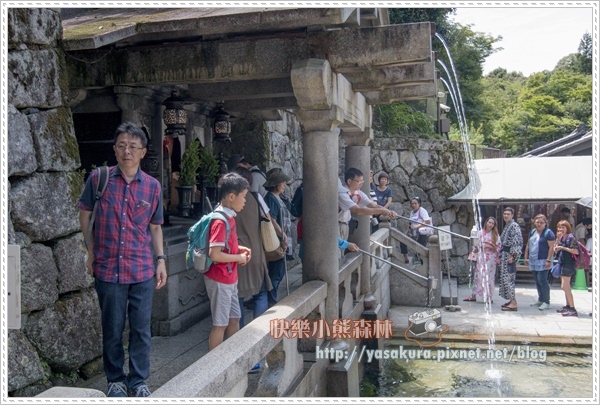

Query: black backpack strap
[[87, 166, 109, 246]]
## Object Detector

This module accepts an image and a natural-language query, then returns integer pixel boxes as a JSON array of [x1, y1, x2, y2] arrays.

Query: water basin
[[362, 341, 593, 398]]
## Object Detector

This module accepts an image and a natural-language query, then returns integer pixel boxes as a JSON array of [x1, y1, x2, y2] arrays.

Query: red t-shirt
[[204, 216, 239, 284]]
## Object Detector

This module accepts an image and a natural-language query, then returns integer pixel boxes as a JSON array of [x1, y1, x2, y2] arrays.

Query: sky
[[451, 6, 594, 76]]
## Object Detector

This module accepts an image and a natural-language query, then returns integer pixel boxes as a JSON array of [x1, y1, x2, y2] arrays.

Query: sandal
[[463, 296, 476, 302], [501, 302, 511, 307], [501, 306, 518, 311]]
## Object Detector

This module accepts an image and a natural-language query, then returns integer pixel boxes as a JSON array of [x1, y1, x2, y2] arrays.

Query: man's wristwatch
[[156, 255, 167, 261]]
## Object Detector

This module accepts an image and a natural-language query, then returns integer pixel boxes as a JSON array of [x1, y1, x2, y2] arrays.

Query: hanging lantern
[[212, 102, 234, 143], [162, 90, 187, 136]]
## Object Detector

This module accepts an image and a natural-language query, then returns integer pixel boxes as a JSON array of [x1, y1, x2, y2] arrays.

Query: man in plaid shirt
[[78, 122, 167, 397]]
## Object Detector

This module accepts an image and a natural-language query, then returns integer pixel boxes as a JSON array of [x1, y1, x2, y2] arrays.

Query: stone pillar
[[302, 128, 341, 324], [344, 144, 372, 297], [292, 58, 373, 398], [427, 235, 442, 307], [292, 58, 343, 323]]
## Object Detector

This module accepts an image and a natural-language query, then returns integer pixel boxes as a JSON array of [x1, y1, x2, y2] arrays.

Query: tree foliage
[[378, 11, 591, 157], [480, 59, 590, 155], [372, 102, 436, 138], [383, 8, 502, 135]]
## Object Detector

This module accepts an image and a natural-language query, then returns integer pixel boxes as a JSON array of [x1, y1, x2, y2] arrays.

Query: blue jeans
[[95, 277, 154, 390], [533, 270, 550, 304], [267, 258, 286, 307], [239, 279, 269, 328]]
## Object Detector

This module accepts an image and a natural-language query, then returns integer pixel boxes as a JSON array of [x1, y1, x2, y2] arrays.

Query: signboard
[[438, 225, 453, 251], [8, 244, 21, 329]]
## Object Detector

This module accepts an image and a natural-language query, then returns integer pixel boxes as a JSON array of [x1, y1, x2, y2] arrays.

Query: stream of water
[[435, 33, 504, 389]]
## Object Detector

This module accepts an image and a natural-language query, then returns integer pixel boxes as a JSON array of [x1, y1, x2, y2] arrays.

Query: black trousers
[[400, 235, 429, 253]]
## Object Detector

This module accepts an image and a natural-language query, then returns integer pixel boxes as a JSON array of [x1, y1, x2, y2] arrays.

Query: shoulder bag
[[257, 193, 286, 261], [255, 193, 280, 253]]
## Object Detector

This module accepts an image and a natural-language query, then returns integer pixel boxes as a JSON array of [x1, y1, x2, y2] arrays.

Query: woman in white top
[[399, 196, 431, 263], [408, 196, 432, 247]]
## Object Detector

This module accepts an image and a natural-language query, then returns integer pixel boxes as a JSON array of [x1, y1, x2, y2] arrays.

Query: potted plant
[[197, 146, 220, 212], [176, 139, 201, 217]]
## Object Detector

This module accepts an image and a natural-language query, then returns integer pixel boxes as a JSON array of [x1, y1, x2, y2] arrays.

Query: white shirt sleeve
[[338, 191, 356, 223], [358, 190, 374, 207], [256, 193, 270, 215], [419, 207, 431, 222]]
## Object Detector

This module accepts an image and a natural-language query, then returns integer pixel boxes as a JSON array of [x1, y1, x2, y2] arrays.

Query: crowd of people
[[463, 207, 591, 318], [80, 122, 590, 396]]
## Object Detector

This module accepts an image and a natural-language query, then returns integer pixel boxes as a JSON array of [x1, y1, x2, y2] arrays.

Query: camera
[[407, 309, 442, 336], [439, 103, 451, 113]]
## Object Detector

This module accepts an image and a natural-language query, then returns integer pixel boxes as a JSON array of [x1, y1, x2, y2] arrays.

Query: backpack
[[87, 166, 110, 245], [566, 234, 591, 270], [250, 167, 267, 182], [186, 210, 231, 274], [290, 183, 303, 218]]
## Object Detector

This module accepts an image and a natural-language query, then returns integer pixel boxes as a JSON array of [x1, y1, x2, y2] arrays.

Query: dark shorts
[[561, 265, 576, 277]]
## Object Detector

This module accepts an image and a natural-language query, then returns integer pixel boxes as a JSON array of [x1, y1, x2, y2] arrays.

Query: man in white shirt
[[338, 167, 397, 241], [574, 218, 592, 245]]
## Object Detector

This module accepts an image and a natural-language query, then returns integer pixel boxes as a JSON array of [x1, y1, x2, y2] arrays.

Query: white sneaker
[[538, 303, 551, 310], [529, 301, 542, 307]]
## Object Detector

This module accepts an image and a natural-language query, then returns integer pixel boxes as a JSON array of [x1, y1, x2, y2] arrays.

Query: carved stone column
[[292, 59, 343, 325], [343, 141, 372, 297]]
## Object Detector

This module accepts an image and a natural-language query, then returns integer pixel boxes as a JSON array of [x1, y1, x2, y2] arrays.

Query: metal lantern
[[162, 90, 187, 136], [212, 103, 233, 143]]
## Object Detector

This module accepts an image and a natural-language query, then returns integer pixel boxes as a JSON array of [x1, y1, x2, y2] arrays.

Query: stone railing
[[152, 280, 328, 397], [338, 253, 362, 319], [368, 227, 393, 278], [387, 226, 442, 307], [35, 231, 397, 398]]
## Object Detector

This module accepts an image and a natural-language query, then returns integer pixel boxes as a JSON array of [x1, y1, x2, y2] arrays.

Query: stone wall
[[6, 8, 102, 396], [371, 137, 475, 279]]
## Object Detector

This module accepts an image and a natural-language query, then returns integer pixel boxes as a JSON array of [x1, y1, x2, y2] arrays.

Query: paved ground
[[76, 263, 594, 395], [389, 279, 594, 346]]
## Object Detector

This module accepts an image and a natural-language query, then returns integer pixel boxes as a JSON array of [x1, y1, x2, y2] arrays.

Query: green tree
[[388, 9, 502, 130], [576, 32, 592, 74], [372, 103, 436, 138]]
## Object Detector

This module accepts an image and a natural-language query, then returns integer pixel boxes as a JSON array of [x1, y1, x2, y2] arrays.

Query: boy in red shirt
[[205, 172, 251, 350]]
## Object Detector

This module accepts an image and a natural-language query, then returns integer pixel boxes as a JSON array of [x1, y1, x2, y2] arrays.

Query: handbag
[[256, 193, 280, 253], [506, 261, 517, 274], [415, 209, 434, 236], [257, 193, 286, 261], [418, 225, 435, 236], [261, 217, 280, 253], [551, 262, 562, 278]]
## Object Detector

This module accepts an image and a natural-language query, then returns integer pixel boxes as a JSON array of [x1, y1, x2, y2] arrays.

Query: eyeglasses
[[116, 144, 144, 152], [350, 179, 365, 184]]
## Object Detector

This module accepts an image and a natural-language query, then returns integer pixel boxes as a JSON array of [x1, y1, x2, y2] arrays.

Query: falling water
[[435, 32, 501, 393]]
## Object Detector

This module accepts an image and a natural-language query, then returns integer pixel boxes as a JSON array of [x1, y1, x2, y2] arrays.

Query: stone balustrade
[[151, 280, 327, 397], [388, 226, 442, 307], [34, 229, 398, 398]]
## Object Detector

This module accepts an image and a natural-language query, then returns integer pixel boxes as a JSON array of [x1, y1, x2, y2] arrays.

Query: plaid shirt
[[78, 166, 163, 284]]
